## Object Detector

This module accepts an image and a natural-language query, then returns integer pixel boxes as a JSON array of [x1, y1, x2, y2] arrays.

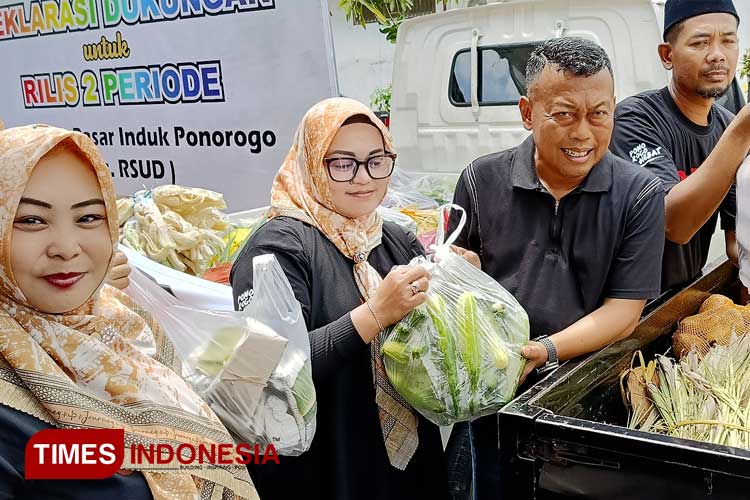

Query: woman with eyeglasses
[[231, 98, 477, 500]]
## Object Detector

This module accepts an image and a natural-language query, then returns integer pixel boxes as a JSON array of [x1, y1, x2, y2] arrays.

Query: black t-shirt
[[229, 218, 449, 500], [610, 86, 737, 291], [448, 136, 665, 337], [0, 404, 152, 500]]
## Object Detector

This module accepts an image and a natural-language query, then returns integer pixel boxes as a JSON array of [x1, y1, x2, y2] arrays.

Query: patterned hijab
[[270, 97, 419, 470], [0, 125, 257, 500]]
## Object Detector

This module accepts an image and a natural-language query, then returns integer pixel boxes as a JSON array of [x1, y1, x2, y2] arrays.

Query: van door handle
[[471, 28, 481, 121]]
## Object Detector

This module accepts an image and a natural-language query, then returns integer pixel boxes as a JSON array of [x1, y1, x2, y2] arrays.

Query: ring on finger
[[410, 282, 421, 296]]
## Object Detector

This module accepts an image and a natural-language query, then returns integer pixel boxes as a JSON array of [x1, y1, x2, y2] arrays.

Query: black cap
[[663, 0, 740, 40]]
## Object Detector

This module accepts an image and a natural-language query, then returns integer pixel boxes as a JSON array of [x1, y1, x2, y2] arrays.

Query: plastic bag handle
[[433, 203, 467, 250], [253, 255, 302, 324]]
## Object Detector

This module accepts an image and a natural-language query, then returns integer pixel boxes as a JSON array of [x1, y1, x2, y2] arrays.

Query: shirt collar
[[511, 135, 613, 193]]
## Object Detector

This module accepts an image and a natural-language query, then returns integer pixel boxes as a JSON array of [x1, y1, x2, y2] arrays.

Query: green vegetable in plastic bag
[[426, 294, 461, 415], [292, 360, 316, 421], [382, 310, 446, 415], [192, 327, 247, 377], [382, 251, 529, 426]]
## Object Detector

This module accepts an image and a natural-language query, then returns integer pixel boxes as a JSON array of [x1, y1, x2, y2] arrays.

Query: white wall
[[327, 0, 396, 107]]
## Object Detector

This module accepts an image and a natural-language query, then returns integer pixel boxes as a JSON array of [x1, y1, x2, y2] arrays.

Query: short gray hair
[[526, 37, 613, 93]]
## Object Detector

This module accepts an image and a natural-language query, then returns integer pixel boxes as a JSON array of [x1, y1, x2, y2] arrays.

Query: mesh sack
[[672, 294, 750, 359]]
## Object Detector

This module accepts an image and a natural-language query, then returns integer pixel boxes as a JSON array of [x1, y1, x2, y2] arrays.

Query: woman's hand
[[370, 265, 432, 327], [450, 245, 481, 269], [352, 265, 431, 344], [518, 341, 548, 385], [107, 251, 132, 290]]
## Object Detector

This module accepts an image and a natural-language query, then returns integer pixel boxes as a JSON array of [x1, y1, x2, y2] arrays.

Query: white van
[[390, 0, 747, 173]]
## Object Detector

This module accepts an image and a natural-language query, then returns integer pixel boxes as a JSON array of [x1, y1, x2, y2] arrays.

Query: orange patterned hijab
[[270, 98, 419, 470], [0, 125, 257, 500]]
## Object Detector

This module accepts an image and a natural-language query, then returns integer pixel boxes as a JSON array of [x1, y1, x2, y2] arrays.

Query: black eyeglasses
[[323, 153, 397, 182]]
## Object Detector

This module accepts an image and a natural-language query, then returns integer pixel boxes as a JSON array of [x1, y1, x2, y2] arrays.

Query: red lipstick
[[44, 273, 83, 289]]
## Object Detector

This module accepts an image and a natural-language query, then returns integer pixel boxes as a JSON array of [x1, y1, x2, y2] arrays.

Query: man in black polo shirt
[[448, 37, 665, 499], [610, 0, 750, 293]]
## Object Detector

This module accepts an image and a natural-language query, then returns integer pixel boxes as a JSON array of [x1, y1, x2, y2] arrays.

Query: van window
[[449, 43, 539, 106]]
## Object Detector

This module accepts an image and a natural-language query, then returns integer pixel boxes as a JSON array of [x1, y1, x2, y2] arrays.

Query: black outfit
[[610, 86, 737, 292], [230, 217, 449, 500], [0, 404, 152, 500], [449, 135, 665, 337], [447, 135, 665, 499]]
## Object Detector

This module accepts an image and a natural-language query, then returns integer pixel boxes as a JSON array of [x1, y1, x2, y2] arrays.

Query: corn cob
[[457, 292, 481, 392], [426, 294, 460, 415]]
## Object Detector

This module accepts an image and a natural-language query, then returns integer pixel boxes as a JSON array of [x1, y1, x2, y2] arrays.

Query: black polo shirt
[[448, 136, 665, 336]]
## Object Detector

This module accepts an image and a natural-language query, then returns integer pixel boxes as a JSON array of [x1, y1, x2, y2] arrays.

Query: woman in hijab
[[0, 125, 258, 500], [231, 98, 479, 500]]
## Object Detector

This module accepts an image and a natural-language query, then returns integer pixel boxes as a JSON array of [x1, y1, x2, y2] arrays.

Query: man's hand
[[518, 341, 548, 385], [449, 245, 481, 269], [664, 105, 750, 244], [107, 251, 132, 290]]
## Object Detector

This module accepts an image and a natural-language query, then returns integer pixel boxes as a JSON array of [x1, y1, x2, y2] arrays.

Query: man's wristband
[[535, 335, 559, 373]]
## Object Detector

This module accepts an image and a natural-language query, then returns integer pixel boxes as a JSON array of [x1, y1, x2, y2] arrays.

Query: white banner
[[0, 0, 338, 210]]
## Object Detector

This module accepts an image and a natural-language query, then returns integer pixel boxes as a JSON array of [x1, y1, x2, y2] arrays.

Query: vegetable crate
[[499, 259, 750, 500]]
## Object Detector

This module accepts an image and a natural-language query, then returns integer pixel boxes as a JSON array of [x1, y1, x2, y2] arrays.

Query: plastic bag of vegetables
[[232, 254, 317, 456], [380, 169, 439, 210], [124, 265, 286, 414], [124, 255, 316, 455], [382, 169, 460, 208], [377, 206, 418, 235], [381, 205, 529, 425]]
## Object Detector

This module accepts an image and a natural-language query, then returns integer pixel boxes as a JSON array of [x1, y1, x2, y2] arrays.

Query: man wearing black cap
[[610, 0, 750, 294]]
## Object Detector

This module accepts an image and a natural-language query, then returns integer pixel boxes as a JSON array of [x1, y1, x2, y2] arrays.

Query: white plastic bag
[[121, 246, 233, 310], [124, 268, 287, 418], [381, 205, 529, 426], [737, 157, 750, 289], [124, 261, 317, 456], [230, 254, 317, 456]]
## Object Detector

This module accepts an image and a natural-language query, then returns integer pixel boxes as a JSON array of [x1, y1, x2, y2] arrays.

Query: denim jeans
[[445, 421, 476, 500], [471, 414, 502, 499]]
